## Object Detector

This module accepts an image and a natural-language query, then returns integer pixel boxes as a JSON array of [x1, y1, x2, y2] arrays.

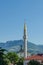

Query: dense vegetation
[[0, 47, 23, 65], [0, 47, 43, 65], [28, 60, 43, 65], [0, 47, 10, 65]]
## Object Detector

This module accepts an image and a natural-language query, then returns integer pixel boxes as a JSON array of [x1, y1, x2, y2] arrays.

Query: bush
[[28, 60, 41, 65]]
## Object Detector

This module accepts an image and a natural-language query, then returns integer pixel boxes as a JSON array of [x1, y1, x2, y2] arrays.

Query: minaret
[[23, 23, 27, 58]]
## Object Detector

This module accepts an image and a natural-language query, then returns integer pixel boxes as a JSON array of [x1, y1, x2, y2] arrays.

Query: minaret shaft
[[23, 23, 27, 58], [24, 38, 27, 58]]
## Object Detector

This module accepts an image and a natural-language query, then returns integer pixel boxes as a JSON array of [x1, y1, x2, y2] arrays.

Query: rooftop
[[25, 54, 43, 61]]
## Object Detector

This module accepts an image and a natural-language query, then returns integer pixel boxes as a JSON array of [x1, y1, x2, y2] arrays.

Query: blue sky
[[0, 0, 43, 45]]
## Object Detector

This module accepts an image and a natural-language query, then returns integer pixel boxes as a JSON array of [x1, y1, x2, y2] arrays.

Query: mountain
[[0, 40, 43, 54]]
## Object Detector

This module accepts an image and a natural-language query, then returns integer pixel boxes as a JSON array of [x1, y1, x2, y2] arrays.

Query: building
[[25, 54, 43, 64]]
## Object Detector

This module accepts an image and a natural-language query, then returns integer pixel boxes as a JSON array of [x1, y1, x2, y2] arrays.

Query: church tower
[[23, 23, 28, 58]]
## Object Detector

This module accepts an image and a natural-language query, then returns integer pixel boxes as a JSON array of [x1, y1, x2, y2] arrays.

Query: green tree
[[7, 52, 19, 65], [0, 47, 9, 65], [28, 60, 41, 65], [17, 57, 24, 65]]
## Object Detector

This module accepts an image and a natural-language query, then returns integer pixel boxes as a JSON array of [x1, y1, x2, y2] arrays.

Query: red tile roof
[[25, 55, 43, 61]]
